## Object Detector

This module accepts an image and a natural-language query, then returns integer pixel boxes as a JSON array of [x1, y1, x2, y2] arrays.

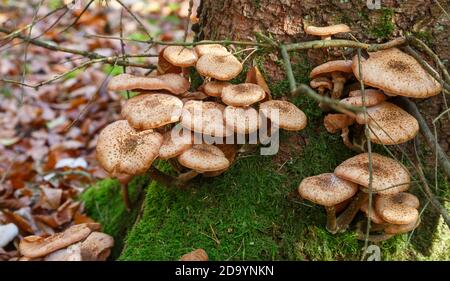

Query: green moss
[[370, 8, 395, 39], [80, 176, 148, 258]]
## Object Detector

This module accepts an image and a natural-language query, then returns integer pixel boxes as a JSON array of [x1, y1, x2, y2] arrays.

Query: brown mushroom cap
[[349, 89, 384, 97], [121, 93, 183, 130], [298, 173, 359, 207], [224, 106, 261, 134], [180, 100, 233, 137], [259, 100, 307, 131], [108, 73, 190, 95], [159, 127, 193, 160], [163, 46, 198, 67], [310, 60, 353, 78], [352, 48, 442, 98], [178, 144, 230, 172], [19, 223, 100, 259], [180, 91, 209, 101], [305, 24, 351, 37], [43, 243, 82, 261], [80, 232, 114, 261], [180, 248, 209, 261], [96, 120, 163, 176], [356, 102, 419, 145], [203, 81, 232, 97], [221, 83, 266, 107], [375, 193, 419, 225], [203, 144, 238, 177], [194, 43, 229, 57], [340, 90, 387, 107], [323, 113, 355, 133], [310, 77, 333, 90], [360, 197, 386, 224], [385, 217, 420, 234], [196, 53, 243, 81], [334, 153, 410, 195]]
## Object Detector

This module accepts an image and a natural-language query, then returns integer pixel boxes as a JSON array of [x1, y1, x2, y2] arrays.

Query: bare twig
[[285, 37, 407, 52], [58, 0, 94, 34], [115, 0, 152, 39], [183, 0, 194, 42]]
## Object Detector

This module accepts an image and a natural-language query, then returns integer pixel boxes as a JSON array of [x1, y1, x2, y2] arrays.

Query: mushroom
[[245, 66, 271, 97], [259, 100, 307, 131], [43, 243, 82, 261], [203, 144, 238, 177], [340, 90, 387, 107], [163, 46, 198, 68], [180, 248, 208, 261], [310, 77, 333, 96], [298, 173, 358, 233], [108, 73, 190, 95], [196, 53, 243, 81], [352, 48, 442, 98], [304, 24, 351, 40], [79, 232, 114, 261], [178, 144, 230, 173], [19, 223, 100, 259], [375, 192, 419, 225], [384, 217, 420, 235], [323, 113, 355, 149], [121, 93, 183, 130], [224, 106, 261, 135], [96, 120, 163, 209], [360, 197, 386, 225], [221, 83, 266, 107], [159, 127, 193, 160], [333, 153, 411, 231], [203, 81, 232, 97], [0, 223, 19, 248], [194, 42, 229, 56], [310, 60, 353, 99], [355, 101, 419, 145], [157, 47, 182, 74], [180, 100, 233, 138]]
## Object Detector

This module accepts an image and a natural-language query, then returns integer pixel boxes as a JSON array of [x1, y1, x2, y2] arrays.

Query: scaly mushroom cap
[[356, 102, 419, 145], [224, 106, 261, 134], [360, 197, 386, 224], [323, 113, 355, 133], [44, 243, 82, 261], [178, 144, 230, 172], [305, 24, 351, 37], [203, 81, 232, 97], [196, 53, 243, 81], [259, 100, 307, 131], [180, 91, 209, 101], [19, 223, 100, 259], [80, 232, 114, 261], [310, 60, 353, 78], [221, 83, 265, 106], [334, 153, 410, 195], [340, 90, 387, 107], [385, 217, 421, 235], [163, 46, 198, 67], [180, 100, 232, 137], [203, 144, 238, 177], [194, 42, 229, 56], [352, 48, 442, 98], [121, 93, 183, 130], [298, 173, 359, 207], [375, 193, 420, 225], [180, 248, 209, 261], [349, 89, 384, 97], [108, 73, 190, 95], [96, 120, 163, 176], [310, 77, 333, 90], [159, 126, 193, 160]]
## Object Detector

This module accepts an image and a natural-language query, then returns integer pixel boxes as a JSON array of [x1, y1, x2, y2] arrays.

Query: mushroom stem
[[331, 72, 346, 99], [336, 190, 369, 232], [356, 221, 393, 242], [177, 170, 199, 182], [147, 166, 186, 188], [116, 174, 133, 212], [325, 206, 338, 234]]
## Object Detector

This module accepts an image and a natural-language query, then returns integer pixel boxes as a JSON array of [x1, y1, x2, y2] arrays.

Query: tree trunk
[[194, 0, 450, 154]]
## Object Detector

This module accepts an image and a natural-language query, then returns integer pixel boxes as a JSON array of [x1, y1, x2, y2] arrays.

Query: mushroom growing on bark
[[259, 100, 307, 131], [96, 120, 163, 210], [108, 73, 190, 95], [298, 173, 358, 233], [304, 24, 351, 40], [221, 83, 266, 107], [163, 46, 198, 68], [352, 48, 442, 98], [196, 53, 243, 81], [194, 42, 230, 57], [310, 60, 353, 99], [203, 81, 232, 97]]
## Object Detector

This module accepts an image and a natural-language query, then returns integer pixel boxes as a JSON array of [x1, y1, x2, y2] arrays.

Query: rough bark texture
[[195, 0, 450, 154]]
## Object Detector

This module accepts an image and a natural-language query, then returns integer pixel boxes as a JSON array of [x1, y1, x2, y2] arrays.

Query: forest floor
[[0, 0, 449, 261]]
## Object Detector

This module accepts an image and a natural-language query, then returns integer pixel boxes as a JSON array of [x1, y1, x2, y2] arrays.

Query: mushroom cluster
[[310, 47, 442, 149], [298, 153, 420, 241], [16, 223, 114, 261], [98, 43, 308, 209]]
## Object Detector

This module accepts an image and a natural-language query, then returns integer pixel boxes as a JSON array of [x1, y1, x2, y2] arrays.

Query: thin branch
[[58, 0, 94, 34], [285, 37, 407, 52], [183, 0, 194, 42], [280, 45, 296, 92], [115, 0, 152, 39]]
